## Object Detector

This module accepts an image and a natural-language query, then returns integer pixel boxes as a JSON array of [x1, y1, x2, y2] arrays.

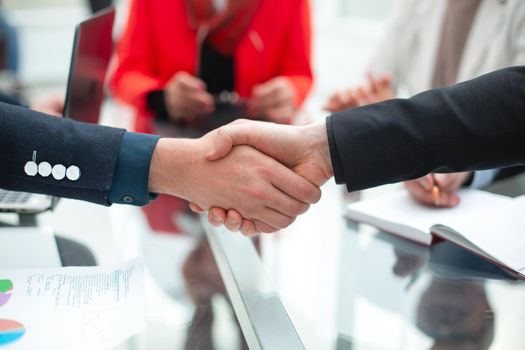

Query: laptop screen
[[63, 7, 115, 123]]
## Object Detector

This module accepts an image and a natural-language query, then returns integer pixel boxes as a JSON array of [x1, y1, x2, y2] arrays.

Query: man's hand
[[404, 172, 472, 208], [164, 71, 215, 121], [189, 119, 334, 235], [323, 73, 393, 112], [148, 133, 322, 233], [248, 77, 296, 123]]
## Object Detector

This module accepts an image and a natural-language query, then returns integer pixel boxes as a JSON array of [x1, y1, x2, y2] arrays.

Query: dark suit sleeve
[[0, 102, 125, 205], [327, 66, 525, 192]]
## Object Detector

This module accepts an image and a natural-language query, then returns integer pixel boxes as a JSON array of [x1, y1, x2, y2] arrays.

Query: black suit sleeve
[[0, 102, 125, 205], [327, 66, 525, 192]]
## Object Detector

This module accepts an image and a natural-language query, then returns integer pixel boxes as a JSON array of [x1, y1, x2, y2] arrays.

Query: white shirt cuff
[[470, 169, 499, 189]]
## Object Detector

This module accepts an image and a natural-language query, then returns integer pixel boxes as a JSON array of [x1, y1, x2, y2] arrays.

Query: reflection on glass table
[[110, 194, 250, 350], [340, 223, 525, 350], [247, 183, 525, 350]]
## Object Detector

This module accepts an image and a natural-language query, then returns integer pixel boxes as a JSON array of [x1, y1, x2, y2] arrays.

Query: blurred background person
[[109, 0, 313, 236], [324, 0, 525, 207], [110, 0, 313, 135]]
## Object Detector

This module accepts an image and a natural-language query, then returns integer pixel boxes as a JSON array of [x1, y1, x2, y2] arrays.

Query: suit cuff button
[[122, 195, 134, 204]]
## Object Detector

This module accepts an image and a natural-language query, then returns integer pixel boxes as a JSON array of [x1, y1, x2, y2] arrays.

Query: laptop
[[0, 7, 115, 214]]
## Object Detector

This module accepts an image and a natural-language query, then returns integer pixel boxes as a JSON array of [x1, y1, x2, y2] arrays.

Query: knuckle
[[296, 203, 309, 215], [275, 216, 293, 229], [248, 186, 268, 202], [287, 201, 308, 216], [303, 185, 321, 204], [243, 204, 259, 218]]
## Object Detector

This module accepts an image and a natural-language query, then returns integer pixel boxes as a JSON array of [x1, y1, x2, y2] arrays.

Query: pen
[[431, 174, 440, 207]]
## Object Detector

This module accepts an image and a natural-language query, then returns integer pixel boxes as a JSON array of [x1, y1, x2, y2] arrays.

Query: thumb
[[205, 119, 253, 161], [188, 202, 205, 213], [205, 127, 235, 161], [434, 173, 453, 188]]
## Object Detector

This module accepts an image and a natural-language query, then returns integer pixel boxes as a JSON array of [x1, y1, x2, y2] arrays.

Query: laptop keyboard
[[0, 190, 32, 204]]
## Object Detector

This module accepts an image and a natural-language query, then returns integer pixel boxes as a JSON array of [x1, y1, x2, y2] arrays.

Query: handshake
[[148, 119, 334, 236], [148, 118, 472, 236]]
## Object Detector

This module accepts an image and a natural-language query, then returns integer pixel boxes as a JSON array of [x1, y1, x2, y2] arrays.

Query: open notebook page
[[433, 195, 525, 273], [346, 189, 511, 245]]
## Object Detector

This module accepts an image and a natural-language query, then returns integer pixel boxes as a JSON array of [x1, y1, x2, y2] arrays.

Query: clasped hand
[[186, 119, 333, 235], [148, 119, 332, 235]]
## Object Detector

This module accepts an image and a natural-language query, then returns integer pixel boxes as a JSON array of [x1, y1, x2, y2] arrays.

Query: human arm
[[200, 66, 525, 234], [0, 103, 320, 232], [248, 0, 313, 123], [148, 136, 320, 232], [328, 66, 525, 192]]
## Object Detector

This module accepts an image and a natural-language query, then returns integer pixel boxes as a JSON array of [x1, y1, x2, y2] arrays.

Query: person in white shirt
[[324, 0, 525, 207]]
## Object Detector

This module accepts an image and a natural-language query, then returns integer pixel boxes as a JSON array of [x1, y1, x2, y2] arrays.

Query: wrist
[[303, 120, 333, 181], [148, 137, 199, 199]]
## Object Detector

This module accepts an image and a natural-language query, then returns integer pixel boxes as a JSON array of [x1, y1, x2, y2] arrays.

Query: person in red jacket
[[110, 0, 313, 134]]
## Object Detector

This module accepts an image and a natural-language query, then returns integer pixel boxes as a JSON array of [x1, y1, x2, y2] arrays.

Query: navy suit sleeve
[[327, 66, 525, 192], [108, 132, 160, 206], [0, 102, 125, 205]]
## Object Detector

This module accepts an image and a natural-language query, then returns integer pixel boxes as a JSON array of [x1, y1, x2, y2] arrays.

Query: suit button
[[52, 164, 66, 180], [24, 161, 38, 176], [66, 166, 81, 181], [38, 162, 52, 177], [122, 195, 134, 204]]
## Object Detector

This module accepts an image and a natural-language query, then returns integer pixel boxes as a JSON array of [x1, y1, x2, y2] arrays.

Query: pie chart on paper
[[0, 280, 13, 308], [0, 319, 25, 346]]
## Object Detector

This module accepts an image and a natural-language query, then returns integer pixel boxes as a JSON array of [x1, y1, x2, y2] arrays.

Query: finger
[[439, 192, 460, 207], [252, 81, 292, 113], [360, 85, 375, 104], [254, 207, 295, 230], [433, 173, 464, 192], [251, 87, 281, 114], [258, 91, 290, 114], [349, 88, 368, 106], [265, 184, 310, 217], [240, 219, 258, 236], [416, 174, 434, 191], [251, 81, 274, 99], [178, 73, 207, 91], [253, 220, 279, 234], [270, 165, 322, 204], [184, 92, 215, 114], [323, 93, 342, 112], [379, 74, 392, 88], [266, 104, 294, 123], [405, 180, 436, 206], [405, 181, 460, 208], [205, 121, 261, 160], [366, 71, 381, 94], [208, 208, 227, 226], [189, 202, 204, 213], [332, 89, 359, 111], [224, 210, 243, 232]]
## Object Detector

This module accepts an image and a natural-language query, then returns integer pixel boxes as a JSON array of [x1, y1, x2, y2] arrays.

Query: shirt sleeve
[[470, 169, 499, 189], [108, 131, 161, 206]]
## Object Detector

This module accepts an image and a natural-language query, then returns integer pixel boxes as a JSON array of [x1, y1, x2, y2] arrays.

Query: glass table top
[[208, 183, 525, 350]]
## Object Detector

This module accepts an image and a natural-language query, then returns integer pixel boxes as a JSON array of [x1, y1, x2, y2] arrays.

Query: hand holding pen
[[404, 172, 472, 208]]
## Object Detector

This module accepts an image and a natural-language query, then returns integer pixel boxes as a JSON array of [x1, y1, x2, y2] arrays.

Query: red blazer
[[110, 0, 313, 133]]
